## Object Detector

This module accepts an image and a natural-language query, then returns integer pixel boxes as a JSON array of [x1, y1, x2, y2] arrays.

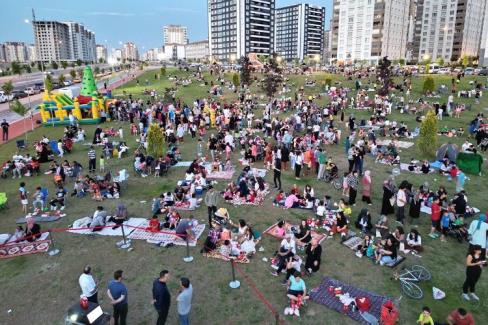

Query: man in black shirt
[[273, 157, 282, 191], [152, 270, 171, 325], [1, 119, 9, 142]]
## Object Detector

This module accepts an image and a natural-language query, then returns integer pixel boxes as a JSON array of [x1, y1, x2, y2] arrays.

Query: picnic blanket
[[67, 217, 146, 236], [377, 140, 414, 149], [420, 203, 480, 215], [206, 169, 235, 180], [309, 277, 391, 324], [16, 211, 66, 224], [204, 247, 250, 264], [263, 221, 327, 245], [128, 222, 205, 246], [343, 236, 363, 250], [173, 201, 197, 211], [173, 161, 193, 167], [0, 232, 51, 259], [399, 163, 434, 174]]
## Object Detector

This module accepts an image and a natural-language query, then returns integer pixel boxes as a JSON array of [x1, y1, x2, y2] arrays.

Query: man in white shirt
[[79, 265, 98, 303]]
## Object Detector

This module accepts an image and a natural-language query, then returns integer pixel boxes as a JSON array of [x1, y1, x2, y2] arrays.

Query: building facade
[[480, 2, 488, 66], [4, 42, 29, 62], [412, 0, 486, 62], [163, 25, 188, 45], [274, 4, 325, 61], [27, 44, 36, 62], [0, 44, 5, 62], [65, 22, 96, 62], [33, 20, 96, 62], [122, 42, 139, 61], [323, 29, 332, 63], [185, 40, 209, 60], [331, 0, 410, 64], [208, 0, 275, 61], [96, 44, 108, 62]]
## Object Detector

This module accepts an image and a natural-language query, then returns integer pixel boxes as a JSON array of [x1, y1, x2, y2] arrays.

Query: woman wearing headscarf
[[409, 187, 422, 225], [467, 214, 488, 262], [361, 170, 372, 205], [381, 179, 396, 215]]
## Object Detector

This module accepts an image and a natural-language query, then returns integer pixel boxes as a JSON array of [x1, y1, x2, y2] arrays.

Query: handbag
[[389, 196, 396, 207]]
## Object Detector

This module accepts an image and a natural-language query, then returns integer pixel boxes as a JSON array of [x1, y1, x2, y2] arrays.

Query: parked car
[[478, 68, 488, 76], [438, 67, 451, 75], [11, 90, 28, 99], [24, 87, 39, 95], [62, 80, 73, 86], [33, 83, 45, 92], [0, 91, 14, 103], [464, 67, 475, 75]]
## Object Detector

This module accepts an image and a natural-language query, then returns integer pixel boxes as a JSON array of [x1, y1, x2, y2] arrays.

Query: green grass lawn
[[0, 68, 487, 325]]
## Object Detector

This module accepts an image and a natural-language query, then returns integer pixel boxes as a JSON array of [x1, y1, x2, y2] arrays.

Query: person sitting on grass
[[108, 204, 128, 230], [273, 190, 285, 206], [333, 211, 349, 241], [293, 219, 312, 246], [286, 271, 309, 317], [355, 208, 373, 234], [446, 307, 475, 325], [271, 234, 296, 277], [376, 236, 398, 266], [405, 229, 423, 252], [356, 234, 374, 258], [416, 306, 435, 325], [25, 218, 41, 242], [147, 215, 160, 233], [90, 206, 107, 232]]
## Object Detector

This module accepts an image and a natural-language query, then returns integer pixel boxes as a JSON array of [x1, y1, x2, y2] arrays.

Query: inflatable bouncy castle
[[38, 66, 112, 126]]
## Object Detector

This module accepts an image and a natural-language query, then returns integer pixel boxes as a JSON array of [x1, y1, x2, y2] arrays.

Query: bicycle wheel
[[401, 281, 423, 299], [410, 265, 432, 281], [332, 178, 342, 190]]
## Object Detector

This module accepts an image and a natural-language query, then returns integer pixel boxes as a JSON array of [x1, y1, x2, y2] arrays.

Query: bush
[[324, 78, 332, 86], [417, 110, 438, 157], [147, 123, 165, 157], [423, 77, 435, 94], [232, 73, 240, 88]]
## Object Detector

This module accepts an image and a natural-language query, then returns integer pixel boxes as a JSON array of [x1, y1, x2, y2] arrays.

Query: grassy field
[[0, 68, 487, 325]]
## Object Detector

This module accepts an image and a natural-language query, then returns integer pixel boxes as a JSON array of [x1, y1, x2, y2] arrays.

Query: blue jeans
[[381, 255, 396, 266], [179, 313, 189, 325]]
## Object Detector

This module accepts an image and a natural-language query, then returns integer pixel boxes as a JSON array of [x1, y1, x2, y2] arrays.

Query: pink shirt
[[284, 194, 298, 208]]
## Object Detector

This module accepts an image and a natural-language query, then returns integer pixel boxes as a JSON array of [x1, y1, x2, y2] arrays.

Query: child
[[99, 155, 105, 173], [416, 306, 434, 325], [19, 182, 28, 213], [147, 215, 160, 232], [429, 198, 441, 238], [219, 240, 231, 257], [440, 211, 451, 242], [273, 190, 285, 206], [356, 234, 373, 258]]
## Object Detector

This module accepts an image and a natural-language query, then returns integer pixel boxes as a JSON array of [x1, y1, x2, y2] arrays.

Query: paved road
[[0, 69, 143, 123]]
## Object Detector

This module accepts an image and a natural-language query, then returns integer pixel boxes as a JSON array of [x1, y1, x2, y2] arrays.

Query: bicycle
[[322, 171, 342, 190], [392, 265, 431, 299]]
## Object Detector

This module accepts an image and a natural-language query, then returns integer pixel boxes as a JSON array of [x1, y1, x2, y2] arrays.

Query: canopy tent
[[456, 152, 483, 175], [436, 143, 459, 162]]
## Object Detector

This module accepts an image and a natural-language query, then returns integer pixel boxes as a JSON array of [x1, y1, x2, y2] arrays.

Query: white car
[[438, 68, 451, 75], [24, 87, 39, 95], [0, 91, 14, 103]]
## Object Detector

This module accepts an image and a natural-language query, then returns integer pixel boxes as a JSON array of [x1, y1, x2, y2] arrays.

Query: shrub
[[423, 77, 435, 94], [417, 110, 438, 157], [147, 123, 165, 157]]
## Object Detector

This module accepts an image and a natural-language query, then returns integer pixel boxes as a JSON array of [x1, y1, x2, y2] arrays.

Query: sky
[[0, 0, 332, 52]]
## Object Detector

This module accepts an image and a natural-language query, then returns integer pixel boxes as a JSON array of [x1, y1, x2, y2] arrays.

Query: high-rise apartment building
[[0, 44, 5, 62], [323, 30, 332, 63], [185, 40, 210, 60], [122, 42, 139, 61], [274, 4, 325, 61], [208, 0, 275, 61], [331, 0, 410, 63], [96, 44, 108, 62], [27, 44, 36, 62], [412, 0, 486, 62], [163, 25, 188, 45], [65, 22, 96, 62], [33, 20, 96, 62], [4, 42, 29, 62], [480, 3, 488, 66]]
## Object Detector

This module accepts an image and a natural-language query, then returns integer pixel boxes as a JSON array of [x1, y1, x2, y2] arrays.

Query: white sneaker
[[470, 293, 480, 301], [284, 307, 291, 315], [60, 206, 65, 211], [294, 308, 300, 317], [462, 293, 471, 301]]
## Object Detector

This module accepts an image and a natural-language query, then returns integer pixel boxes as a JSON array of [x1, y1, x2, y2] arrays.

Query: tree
[[77, 69, 84, 79], [239, 56, 252, 86], [51, 61, 58, 70], [376, 56, 392, 96], [11, 62, 22, 75], [70, 69, 77, 80], [44, 74, 53, 94], [398, 59, 405, 66], [422, 77, 435, 94], [417, 110, 438, 157], [70, 62, 76, 68], [94, 66, 101, 75], [160, 66, 166, 76], [11, 100, 29, 141], [76, 59, 83, 66], [232, 73, 240, 88], [1, 81, 14, 108], [436, 57, 445, 66], [262, 53, 283, 98], [24, 65, 32, 73], [146, 123, 166, 157], [98, 58, 105, 64], [58, 74, 66, 85], [61, 61, 68, 69]]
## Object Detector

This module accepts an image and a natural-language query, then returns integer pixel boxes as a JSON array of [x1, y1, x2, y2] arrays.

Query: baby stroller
[[446, 218, 469, 243]]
